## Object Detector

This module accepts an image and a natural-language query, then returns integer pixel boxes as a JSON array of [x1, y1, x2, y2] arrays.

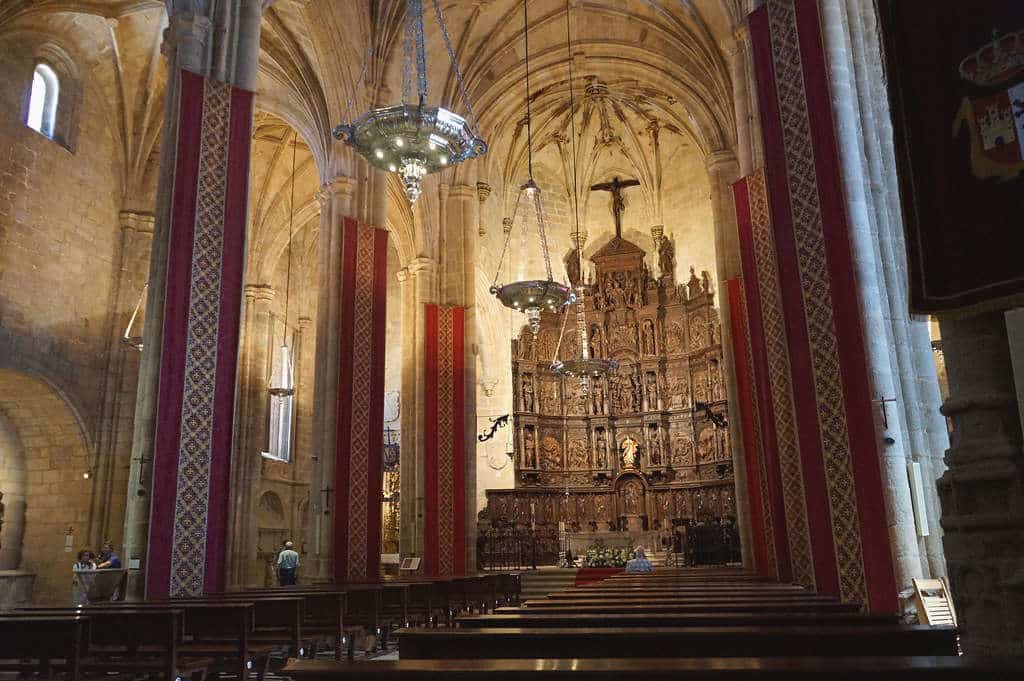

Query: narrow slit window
[[27, 63, 59, 138]]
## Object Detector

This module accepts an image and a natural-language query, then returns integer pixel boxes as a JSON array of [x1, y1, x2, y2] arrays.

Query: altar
[[480, 232, 736, 564]]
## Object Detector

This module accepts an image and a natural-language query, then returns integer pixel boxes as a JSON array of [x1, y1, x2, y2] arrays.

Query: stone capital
[[395, 268, 410, 284], [316, 176, 357, 207], [244, 283, 276, 303], [705, 149, 740, 177], [119, 210, 155, 235], [161, 12, 212, 61], [448, 184, 477, 202], [407, 256, 438, 278]]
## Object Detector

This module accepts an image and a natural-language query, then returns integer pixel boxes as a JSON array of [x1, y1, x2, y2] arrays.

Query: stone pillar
[[722, 29, 755, 177], [449, 184, 480, 571], [937, 312, 1024, 654], [309, 176, 356, 582], [122, 12, 211, 600], [705, 149, 754, 569], [92, 211, 154, 550], [227, 284, 275, 587], [400, 257, 438, 557]]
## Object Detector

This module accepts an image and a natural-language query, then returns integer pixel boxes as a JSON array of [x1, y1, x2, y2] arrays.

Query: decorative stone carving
[[488, 233, 733, 538]]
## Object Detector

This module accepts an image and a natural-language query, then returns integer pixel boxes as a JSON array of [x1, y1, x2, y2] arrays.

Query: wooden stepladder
[[913, 577, 957, 626]]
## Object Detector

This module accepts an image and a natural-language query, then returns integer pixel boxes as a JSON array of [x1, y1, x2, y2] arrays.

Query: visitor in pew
[[625, 547, 653, 573], [96, 541, 122, 569], [72, 549, 96, 605], [277, 540, 300, 586]]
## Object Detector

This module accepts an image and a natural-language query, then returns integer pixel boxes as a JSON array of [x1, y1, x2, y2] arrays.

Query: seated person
[[625, 547, 653, 573]]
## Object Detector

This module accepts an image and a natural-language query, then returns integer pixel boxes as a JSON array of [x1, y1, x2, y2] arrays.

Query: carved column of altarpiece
[[483, 235, 735, 536]]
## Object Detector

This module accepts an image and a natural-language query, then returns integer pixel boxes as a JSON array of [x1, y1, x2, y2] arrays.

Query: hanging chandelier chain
[[283, 132, 297, 347], [530, 187, 554, 281], [491, 188, 525, 287], [401, 7, 414, 104], [523, 0, 535, 179], [566, 1, 589, 363], [410, 0, 429, 104], [345, 40, 375, 124], [431, 0, 481, 134]]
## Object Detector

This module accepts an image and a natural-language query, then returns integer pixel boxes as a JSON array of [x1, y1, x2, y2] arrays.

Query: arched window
[[27, 63, 59, 138]]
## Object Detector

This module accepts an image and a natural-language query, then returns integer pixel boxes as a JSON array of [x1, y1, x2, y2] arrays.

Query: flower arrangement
[[581, 540, 632, 568]]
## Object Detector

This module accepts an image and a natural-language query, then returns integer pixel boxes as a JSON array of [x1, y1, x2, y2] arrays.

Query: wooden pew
[[0, 615, 89, 681], [233, 588, 348, 660], [395, 624, 960, 659], [455, 611, 899, 628], [497, 602, 862, 615], [13, 607, 210, 681], [281, 656, 1024, 680], [32, 600, 272, 679]]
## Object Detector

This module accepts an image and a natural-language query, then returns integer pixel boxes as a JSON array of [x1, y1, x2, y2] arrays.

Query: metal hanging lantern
[[550, 1, 616, 386], [269, 135, 299, 398], [489, 0, 574, 334], [333, 0, 486, 204]]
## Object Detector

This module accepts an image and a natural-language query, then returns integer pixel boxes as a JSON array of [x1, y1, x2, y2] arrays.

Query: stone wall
[[0, 370, 94, 604]]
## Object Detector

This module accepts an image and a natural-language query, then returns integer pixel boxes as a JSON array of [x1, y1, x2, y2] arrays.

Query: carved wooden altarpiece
[[483, 235, 735, 540]]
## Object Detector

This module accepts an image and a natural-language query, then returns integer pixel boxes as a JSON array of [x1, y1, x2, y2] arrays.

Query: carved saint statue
[[521, 376, 534, 412], [523, 429, 538, 468], [648, 425, 663, 465], [645, 372, 659, 408], [701, 270, 712, 295], [658, 238, 675, 279], [592, 380, 606, 415], [595, 430, 608, 468], [622, 481, 642, 515], [642, 319, 656, 355], [687, 266, 702, 299], [589, 325, 603, 358], [568, 439, 589, 469], [620, 436, 640, 469]]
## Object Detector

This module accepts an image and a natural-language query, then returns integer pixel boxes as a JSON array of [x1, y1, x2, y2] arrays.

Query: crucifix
[[590, 176, 640, 239]]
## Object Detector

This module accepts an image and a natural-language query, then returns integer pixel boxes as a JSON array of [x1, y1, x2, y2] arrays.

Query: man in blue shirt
[[96, 542, 122, 569], [625, 547, 653, 573]]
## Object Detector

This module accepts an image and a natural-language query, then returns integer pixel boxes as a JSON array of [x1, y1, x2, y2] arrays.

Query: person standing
[[72, 549, 96, 605], [96, 542, 122, 569], [276, 540, 299, 586]]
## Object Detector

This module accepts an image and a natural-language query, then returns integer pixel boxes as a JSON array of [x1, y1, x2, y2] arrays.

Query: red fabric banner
[[424, 305, 467, 577], [147, 69, 253, 599], [726, 278, 770, 578], [749, 0, 897, 613], [334, 217, 388, 583]]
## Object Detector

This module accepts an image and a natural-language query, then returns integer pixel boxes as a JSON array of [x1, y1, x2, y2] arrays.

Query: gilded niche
[[489, 233, 734, 533]]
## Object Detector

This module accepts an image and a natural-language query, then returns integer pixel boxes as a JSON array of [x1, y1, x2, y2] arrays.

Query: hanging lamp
[[550, 0, 617, 386], [332, 0, 487, 204], [489, 0, 574, 335], [269, 134, 298, 399]]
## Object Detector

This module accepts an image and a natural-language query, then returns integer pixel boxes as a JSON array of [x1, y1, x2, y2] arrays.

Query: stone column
[[227, 284, 275, 587], [722, 29, 755, 177], [937, 312, 1024, 654], [397, 268, 416, 554], [449, 184, 480, 571], [400, 257, 438, 557], [309, 176, 356, 582], [93, 211, 154, 551], [705, 149, 754, 569], [122, 12, 211, 601]]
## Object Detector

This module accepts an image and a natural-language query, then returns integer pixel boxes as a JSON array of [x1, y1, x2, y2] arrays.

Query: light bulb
[[439, 155, 448, 165], [388, 164, 397, 172], [374, 148, 384, 159], [395, 138, 404, 147]]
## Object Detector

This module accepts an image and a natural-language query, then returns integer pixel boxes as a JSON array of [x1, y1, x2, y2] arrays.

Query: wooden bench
[[498, 601, 862, 615], [42, 600, 274, 679], [281, 656, 1024, 680], [396, 624, 959, 659], [0, 615, 89, 681], [13, 607, 211, 681], [455, 611, 899, 628]]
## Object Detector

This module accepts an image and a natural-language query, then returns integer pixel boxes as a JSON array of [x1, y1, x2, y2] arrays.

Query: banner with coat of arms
[[881, 2, 1024, 313]]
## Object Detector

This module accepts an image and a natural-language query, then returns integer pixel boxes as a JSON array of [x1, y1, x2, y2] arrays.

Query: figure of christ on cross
[[590, 176, 640, 239]]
